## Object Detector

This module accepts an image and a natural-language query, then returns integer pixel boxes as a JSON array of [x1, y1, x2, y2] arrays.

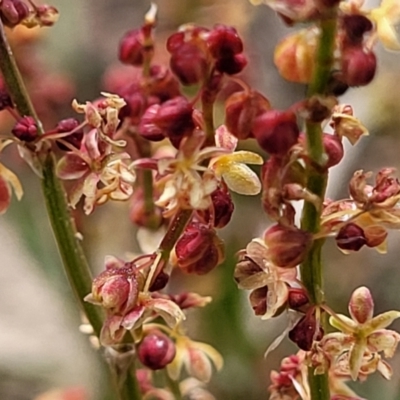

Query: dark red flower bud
[[288, 312, 323, 351], [119, 28, 148, 66], [166, 31, 185, 53], [249, 286, 268, 316], [341, 47, 376, 87], [174, 223, 225, 275], [253, 110, 299, 156], [323, 133, 344, 168], [170, 43, 209, 85], [342, 14, 373, 46], [207, 24, 243, 59], [138, 104, 166, 141], [138, 331, 176, 370], [225, 90, 271, 140], [198, 186, 234, 229], [148, 65, 181, 102], [120, 91, 148, 125], [12, 116, 38, 142], [264, 224, 312, 268], [148, 271, 169, 292], [336, 223, 366, 251], [55, 118, 83, 150], [0, 0, 29, 27], [288, 288, 309, 311], [326, 73, 349, 96], [215, 53, 247, 75]]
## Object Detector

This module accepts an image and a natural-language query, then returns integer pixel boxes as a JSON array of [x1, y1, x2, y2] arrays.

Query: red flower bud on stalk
[[336, 223, 366, 251], [341, 47, 377, 87], [288, 288, 309, 311], [0, 0, 29, 27], [174, 223, 225, 275], [225, 90, 271, 140], [288, 310, 323, 351], [264, 224, 312, 268], [197, 186, 234, 229], [119, 28, 150, 66], [207, 24, 243, 59], [253, 110, 300, 156], [169, 43, 209, 85], [138, 331, 176, 370], [341, 14, 373, 46], [323, 133, 344, 168], [12, 116, 38, 142], [215, 53, 247, 75]]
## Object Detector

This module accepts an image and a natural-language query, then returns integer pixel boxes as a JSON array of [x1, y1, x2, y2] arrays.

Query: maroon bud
[[264, 224, 312, 268], [342, 47, 376, 87], [215, 53, 247, 75], [342, 14, 373, 45], [288, 312, 323, 351], [198, 186, 234, 228], [327, 73, 349, 96], [253, 110, 299, 156], [138, 105, 166, 141], [120, 91, 148, 125], [148, 271, 169, 292], [288, 288, 309, 311], [154, 96, 195, 144], [207, 24, 243, 59], [166, 31, 185, 53], [170, 43, 209, 85], [138, 331, 176, 370], [323, 133, 344, 168], [336, 223, 366, 251], [12, 116, 38, 142], [174, 223, 225, 275], [249, 286, 268, 316], [225, 90, 271, 140], [119, 29, 148, 66], [148, 65, 181, 102], [55, 118, 83, 150], [0, 0, 29, 27]]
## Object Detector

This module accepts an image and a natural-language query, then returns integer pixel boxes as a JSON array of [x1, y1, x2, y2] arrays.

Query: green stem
[[0, 22, 141, 400], [201, 76, 217, 145], [165, 372, 183, 400], [159, 209, 192, 260], [300, 11, 338, 400]]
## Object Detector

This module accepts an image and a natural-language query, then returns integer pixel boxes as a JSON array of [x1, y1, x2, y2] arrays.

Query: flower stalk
[[300, 10, 339, 400], [0, 19, 141, 400]]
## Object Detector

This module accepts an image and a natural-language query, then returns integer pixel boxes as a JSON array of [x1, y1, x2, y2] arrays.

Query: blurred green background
[[1, 0, 400, 399]]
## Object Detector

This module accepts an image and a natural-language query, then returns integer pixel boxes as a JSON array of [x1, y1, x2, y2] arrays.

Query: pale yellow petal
[[221, 163, 261, 195], [0, 164, 23, 201]]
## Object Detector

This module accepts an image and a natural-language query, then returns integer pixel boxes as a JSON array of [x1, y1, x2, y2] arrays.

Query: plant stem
[[300, 12, 338, 400], [201, 75, 217, 145], [0, 22, 141, 400], [165, 372, 183, 400]]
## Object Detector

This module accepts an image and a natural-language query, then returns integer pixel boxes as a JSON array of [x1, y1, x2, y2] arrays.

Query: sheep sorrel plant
[[1, 0, 400, 399]]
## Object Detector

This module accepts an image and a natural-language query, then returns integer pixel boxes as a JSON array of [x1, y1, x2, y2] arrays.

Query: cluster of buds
[[0, 0, 58, 28]]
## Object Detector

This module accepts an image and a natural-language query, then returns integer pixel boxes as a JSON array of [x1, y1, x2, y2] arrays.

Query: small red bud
[[323, 133, 344, 168], [288, 311, 323, 351], [138, 105, 166, 142], [342, 14, 373, 46], [253, 110, 299, 156], [264, 224, 312, 268], [207, 24, 243, 59], [12, 116, 38, 142], [0, 0, 29, 27], [249, 286, 268, 316], [148, 271, 169, 292], [119, 29, 147, 66], [288, 288, 309, 311], [225, 90, 271, 140], [341, 47, 376, 87], [175, 223, 225, 275], [138, 331, 176, 370], [215, 53, 247, 75], [170, 43, 208, 85], [336, 223, 366, 251]]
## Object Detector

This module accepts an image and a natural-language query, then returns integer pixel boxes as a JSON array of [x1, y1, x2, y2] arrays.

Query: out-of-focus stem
[[165, 372, 183, 400], [300, 13, 338, 400], [201, 75, 217, 145], [0, 22, 141, 400]]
